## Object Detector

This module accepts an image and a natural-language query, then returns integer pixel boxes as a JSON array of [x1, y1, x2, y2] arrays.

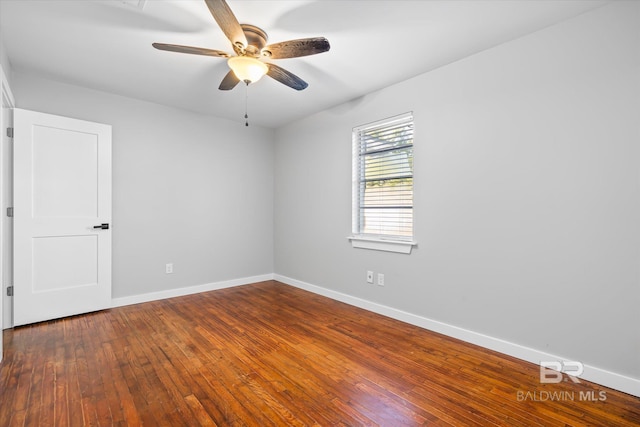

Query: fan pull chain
[[244, 81, 250, 127]]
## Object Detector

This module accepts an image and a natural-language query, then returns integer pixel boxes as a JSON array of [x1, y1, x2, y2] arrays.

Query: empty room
[[0, 0, 639, 425]]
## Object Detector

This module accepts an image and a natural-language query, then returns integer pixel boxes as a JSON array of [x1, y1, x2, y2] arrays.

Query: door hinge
[[6, 286, 13, 297], [6, 127, 13, 138], [6, 207, 13, 217]]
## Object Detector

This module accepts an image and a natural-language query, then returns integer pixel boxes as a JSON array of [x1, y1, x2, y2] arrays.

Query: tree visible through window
[[352, 112, 414, 240]]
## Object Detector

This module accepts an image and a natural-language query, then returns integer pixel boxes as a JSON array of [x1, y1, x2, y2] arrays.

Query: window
[[350, 112, 416, 254]]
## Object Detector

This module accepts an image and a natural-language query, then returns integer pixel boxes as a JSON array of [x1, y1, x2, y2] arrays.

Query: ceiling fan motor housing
[[239, 24, 268, 56]]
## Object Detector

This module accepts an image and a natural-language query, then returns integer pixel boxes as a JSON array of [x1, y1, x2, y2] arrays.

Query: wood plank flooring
[[1, 280, 639, 426]]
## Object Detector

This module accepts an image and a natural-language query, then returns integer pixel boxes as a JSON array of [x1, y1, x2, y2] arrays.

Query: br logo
[[540, 361, 583, 384]]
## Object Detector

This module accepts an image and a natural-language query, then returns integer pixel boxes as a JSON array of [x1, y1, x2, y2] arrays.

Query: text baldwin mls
[[517, 390, 607, 402]]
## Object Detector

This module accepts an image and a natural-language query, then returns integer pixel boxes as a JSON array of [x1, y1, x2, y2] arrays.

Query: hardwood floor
[[1, 281, 638, 426]]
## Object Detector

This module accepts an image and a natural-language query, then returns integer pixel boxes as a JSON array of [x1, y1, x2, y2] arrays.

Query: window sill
[[348, 236, 417, 254]]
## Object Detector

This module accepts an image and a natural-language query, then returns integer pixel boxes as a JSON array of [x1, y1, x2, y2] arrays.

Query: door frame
[[1, 65, 16, 361]]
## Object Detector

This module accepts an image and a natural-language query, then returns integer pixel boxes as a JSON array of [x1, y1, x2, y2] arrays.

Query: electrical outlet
[[377, 273, 385, 286], [166, 263, 173, 274], [366, 271, 374, 284]]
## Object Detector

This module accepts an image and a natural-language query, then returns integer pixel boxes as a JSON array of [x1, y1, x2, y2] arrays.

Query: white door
[[14, 109, 112, 326]]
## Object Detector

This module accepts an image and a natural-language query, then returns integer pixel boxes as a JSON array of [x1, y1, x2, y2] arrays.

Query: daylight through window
[[352, 112, 414, 240]]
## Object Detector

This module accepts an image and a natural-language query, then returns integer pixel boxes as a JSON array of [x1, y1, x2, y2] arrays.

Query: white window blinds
[[352, 112, 414, 240]]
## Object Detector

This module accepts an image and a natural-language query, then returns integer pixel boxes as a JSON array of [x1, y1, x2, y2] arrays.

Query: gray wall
[[0, 17, 13, 87], [12, 71, 275, 299], [274, 1, 640, 379]]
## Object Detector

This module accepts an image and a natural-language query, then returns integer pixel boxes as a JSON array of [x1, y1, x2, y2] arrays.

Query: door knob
[[93, 223, 109, 230]]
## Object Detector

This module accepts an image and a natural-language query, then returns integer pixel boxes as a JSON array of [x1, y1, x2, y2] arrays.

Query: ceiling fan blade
[[219, 70, 241, 90], [263, 37, 330, 59], [266, 63, 308, 91], [204, 0, 248, 49], [152, 43, 230, 58]]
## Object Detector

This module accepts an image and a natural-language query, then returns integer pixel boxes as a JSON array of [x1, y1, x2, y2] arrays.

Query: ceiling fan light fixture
[[227, 56, 268, 83]]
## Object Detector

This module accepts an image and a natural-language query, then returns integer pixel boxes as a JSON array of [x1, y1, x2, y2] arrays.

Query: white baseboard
[[274, 274, 640, 398], [111, 273, 275, 308]]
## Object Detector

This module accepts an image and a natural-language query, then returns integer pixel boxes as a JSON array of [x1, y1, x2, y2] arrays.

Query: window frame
[[349, 112, 417, 254]]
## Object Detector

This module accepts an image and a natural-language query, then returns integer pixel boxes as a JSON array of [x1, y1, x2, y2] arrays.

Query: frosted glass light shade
[[228, 56, 268, 83]]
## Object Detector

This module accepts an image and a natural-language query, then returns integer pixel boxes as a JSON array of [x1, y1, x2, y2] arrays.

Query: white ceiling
[[0, 0, 608, 128]]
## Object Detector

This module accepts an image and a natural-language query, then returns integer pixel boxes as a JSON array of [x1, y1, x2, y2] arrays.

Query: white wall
[[274, 0, 640, 387], [0, 28, 12, 88], [12, 71, 275, 300]]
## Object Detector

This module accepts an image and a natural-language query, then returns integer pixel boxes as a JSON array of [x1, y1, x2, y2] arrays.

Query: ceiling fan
[[152, 0, 330, 91]]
